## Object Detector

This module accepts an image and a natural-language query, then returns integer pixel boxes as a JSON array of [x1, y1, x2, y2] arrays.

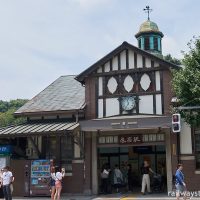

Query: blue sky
[[0, 0, 199, 100]]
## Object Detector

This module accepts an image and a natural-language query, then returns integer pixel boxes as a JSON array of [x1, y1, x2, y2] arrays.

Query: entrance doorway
[[98, 145, 166, 193]]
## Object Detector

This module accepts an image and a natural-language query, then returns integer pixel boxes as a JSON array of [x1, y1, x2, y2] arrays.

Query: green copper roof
[[135, 20, 164, 38], [139, 20, 159, 32]]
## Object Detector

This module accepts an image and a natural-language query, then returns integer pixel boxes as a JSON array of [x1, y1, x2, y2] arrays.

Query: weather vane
[[143, 6, 152, 20]]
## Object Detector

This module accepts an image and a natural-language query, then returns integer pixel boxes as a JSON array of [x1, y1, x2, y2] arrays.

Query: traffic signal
[[172, 113, 181, 133]]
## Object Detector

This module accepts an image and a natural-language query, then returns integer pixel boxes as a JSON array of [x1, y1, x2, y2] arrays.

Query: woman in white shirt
[[54, 166, 65, 200]]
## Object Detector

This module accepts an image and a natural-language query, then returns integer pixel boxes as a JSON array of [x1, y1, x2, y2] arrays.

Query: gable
[[76, 41, 179, 83]]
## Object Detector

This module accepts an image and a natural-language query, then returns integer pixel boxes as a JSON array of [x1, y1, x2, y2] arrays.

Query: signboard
[[98, 133, 165, 146], [119, 135, 142, 144], [0, 145, 12, 155]]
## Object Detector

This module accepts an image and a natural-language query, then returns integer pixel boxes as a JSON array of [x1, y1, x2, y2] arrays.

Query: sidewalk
[[11, 193, 200, 200]]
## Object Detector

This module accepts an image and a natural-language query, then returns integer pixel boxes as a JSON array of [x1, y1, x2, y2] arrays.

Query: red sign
[[119, 135, 143, 144]]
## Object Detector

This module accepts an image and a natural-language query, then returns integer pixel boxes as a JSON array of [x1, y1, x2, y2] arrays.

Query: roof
[[135, 20, 164, 38], [0, 121, 79, 137], [15, 75, 85, 116], [75, 41, 180, 83]]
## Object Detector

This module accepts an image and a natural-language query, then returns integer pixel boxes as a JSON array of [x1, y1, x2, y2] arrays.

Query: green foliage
[[172, 36, 200, 126], [0, 99, 28, 127], [164, 54, 181, 65]]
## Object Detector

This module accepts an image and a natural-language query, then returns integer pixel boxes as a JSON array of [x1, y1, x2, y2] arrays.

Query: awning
[[79, 115, 171, 132], [0, 121, 79, 137]]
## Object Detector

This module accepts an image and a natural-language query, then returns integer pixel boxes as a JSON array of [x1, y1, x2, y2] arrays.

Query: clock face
[[121, 96, 136, 111]]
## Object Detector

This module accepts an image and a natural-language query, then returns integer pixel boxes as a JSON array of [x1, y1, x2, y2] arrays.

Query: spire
[[135, 6, 164, 57], [143, 5, 152, 21]]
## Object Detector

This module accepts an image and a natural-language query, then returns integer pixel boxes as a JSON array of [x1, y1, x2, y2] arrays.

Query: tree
[[172, 37, 200, 126], [0, 99, 28, 127], [164, 54, 181, 65]]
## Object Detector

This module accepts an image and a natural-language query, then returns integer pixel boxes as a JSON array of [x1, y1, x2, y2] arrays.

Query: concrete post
[[92, 131, 98, 194], [165, 128, 173, 192]]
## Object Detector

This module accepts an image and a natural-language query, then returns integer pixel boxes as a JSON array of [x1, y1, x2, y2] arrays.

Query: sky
[[0, 0, 199, 101]]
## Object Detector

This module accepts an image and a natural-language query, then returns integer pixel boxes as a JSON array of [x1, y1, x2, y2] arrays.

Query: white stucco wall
[[128, 50, 135, 69], [139, 95, 154, 114], [146, 58, 151, 68], [156, 94, 162, 114], [98, 99, 103, 118], [120, 50, 126, 70], [104, 62, 110, 72], [155, 71, 161, 91], [137, 54, 143, 68], [180, 121, 192, 154], [112, 56, 118, 71], [98, 77, 103, 96], [106, 98, 120, 117]]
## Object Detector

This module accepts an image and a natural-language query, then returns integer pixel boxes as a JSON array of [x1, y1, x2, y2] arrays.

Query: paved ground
[[10, 193, 200, 200]]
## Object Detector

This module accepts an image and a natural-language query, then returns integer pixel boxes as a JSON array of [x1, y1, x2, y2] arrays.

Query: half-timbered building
[[0, 16, 200, 196]]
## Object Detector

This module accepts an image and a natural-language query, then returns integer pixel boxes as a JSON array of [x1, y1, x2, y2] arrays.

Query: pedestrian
[[127, 164, 133, 192], [113, 164, 123, 193], [175, 164, 186, 200], [1, 166, 13, 200], [54, 166, 65, 200], [121, 164, 128, 190], [50, 166, 56, 200], [8, 168, 14, 195], [100, 163, 110, 194], [0, 169, 4, 198], [141, 160, 154, 195]]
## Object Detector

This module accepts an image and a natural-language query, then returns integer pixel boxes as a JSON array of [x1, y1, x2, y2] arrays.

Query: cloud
[[162, 36, 183, 59], [0, 0, 199, 100], [75, 0, 112, 9]]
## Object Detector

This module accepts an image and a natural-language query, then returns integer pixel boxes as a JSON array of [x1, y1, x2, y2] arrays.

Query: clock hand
[[127, 100, 129, 107]]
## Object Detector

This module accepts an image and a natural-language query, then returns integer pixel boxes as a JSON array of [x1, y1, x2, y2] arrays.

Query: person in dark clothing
[[127, 164, 133, 192]]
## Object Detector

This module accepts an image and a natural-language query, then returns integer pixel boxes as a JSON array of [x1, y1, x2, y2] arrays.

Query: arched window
[[154, 37, 158, 51], [144, 37, 150, 50], [138, 38, 142, 48]]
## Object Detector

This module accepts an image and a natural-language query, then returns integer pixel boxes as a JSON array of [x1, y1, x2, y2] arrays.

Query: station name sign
[[98, 133, 165, 145], [119, 135, 142, 144]]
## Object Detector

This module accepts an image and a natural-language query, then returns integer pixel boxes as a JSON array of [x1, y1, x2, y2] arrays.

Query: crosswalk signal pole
[[172, 114, 181, 163]]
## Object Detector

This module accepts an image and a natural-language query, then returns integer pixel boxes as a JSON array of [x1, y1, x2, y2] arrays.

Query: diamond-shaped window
[[107, 77, 118, 94], [123, 75, 134, 92], [140, 73, 151, 91]]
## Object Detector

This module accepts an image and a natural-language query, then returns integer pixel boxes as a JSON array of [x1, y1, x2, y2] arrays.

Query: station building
[[0, 17, 199, 196]]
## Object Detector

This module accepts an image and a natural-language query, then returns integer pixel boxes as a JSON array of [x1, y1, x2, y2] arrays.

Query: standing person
[[175, 164, 186, 200], [113, 164, 123, 193], [50, 166, 56, 200], [2, 166, 13, 200], [141, 161, 154, 195], [121, 164, 128, 191], [54, 166, 65, 200], [0, 169, 4, 198], [127, 164, 133, 192], [100, 163, 110, 194], [8, 168, 14, 195]]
